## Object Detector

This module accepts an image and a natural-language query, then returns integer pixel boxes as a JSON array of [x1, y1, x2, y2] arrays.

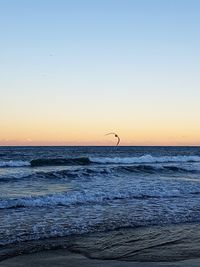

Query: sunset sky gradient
[[1, 0, 200, 146]]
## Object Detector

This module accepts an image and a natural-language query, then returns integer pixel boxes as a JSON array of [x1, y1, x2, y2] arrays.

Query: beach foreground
[[1, 223, 200, 267], [1, 249, 200, 267]]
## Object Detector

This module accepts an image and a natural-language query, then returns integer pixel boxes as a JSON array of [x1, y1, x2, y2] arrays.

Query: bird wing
[[105, 132, 116, 136]]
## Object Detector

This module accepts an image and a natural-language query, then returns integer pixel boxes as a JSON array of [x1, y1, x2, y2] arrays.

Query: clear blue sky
[[1, 0, 200, 145]]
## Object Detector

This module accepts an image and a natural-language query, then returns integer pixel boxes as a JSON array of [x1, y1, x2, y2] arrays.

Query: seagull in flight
[[105, 132, 120, 146]]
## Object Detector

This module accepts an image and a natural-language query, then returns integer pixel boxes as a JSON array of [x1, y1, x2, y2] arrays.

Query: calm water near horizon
[[1, 146, 200, 261]]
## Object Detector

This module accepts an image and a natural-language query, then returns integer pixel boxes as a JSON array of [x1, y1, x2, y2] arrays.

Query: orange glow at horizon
[[1, 118, 200, 146]]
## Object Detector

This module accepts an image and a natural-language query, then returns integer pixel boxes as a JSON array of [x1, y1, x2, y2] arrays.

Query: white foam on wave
[[1, 155, 200, 168], [0, 192, 155, 209], [0, 160, 31, 167], [90, 154, 200, 164], [1, 180, 200, 209]]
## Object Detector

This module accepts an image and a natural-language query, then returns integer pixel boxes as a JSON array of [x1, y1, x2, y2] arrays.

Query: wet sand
[[1, 223, 200, 266], [1, 249, 200, 267]]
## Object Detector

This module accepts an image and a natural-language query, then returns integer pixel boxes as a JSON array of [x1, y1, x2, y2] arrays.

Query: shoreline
[[1, 223, 200, 265], [1, 249, 200, 267]]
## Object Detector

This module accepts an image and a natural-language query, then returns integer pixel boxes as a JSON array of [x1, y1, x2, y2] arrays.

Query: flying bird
[[105, 132, 120, 146]]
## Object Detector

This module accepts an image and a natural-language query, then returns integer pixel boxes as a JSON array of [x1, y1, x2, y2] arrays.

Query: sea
[[1, 146, 200, 261]]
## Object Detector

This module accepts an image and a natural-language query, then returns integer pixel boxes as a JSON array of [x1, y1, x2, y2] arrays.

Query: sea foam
[[0, 160, 30, 167], [90, 155, 200, 164]]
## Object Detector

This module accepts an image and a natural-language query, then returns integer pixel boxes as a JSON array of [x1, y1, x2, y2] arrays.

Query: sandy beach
[[1, 223, 200, 267], [1, 249, 200, 267]]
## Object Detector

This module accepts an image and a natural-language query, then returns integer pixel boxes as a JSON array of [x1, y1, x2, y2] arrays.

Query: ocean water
[[1, 146, 200, 259]]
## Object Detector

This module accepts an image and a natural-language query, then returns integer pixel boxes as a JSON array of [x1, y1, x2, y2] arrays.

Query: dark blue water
[[1, 146, 200, 246]]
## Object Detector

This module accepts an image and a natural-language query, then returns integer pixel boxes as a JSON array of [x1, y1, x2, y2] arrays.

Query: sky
[[0, 0, 200, 146]]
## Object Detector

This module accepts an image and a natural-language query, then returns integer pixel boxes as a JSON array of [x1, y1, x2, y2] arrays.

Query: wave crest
[[1, 184, 199, 209], [1, 154, 200, 168], [90, 155, 200, 164], [30, 157, 90, 167], [0, 160, 30, 167]]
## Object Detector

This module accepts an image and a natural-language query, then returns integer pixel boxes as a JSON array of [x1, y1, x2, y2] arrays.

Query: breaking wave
[[1, 155, 200, 168], [0, 160, 30, 167], [115, 164, 200, 174], [90, 155, 200, 164], [1, 182, 200, 209], [1, 163, 200, 182], [30, 157, 91, 166]]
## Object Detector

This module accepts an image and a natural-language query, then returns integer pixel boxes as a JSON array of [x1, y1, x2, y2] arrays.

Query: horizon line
[[1, 145, 200, 147]]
